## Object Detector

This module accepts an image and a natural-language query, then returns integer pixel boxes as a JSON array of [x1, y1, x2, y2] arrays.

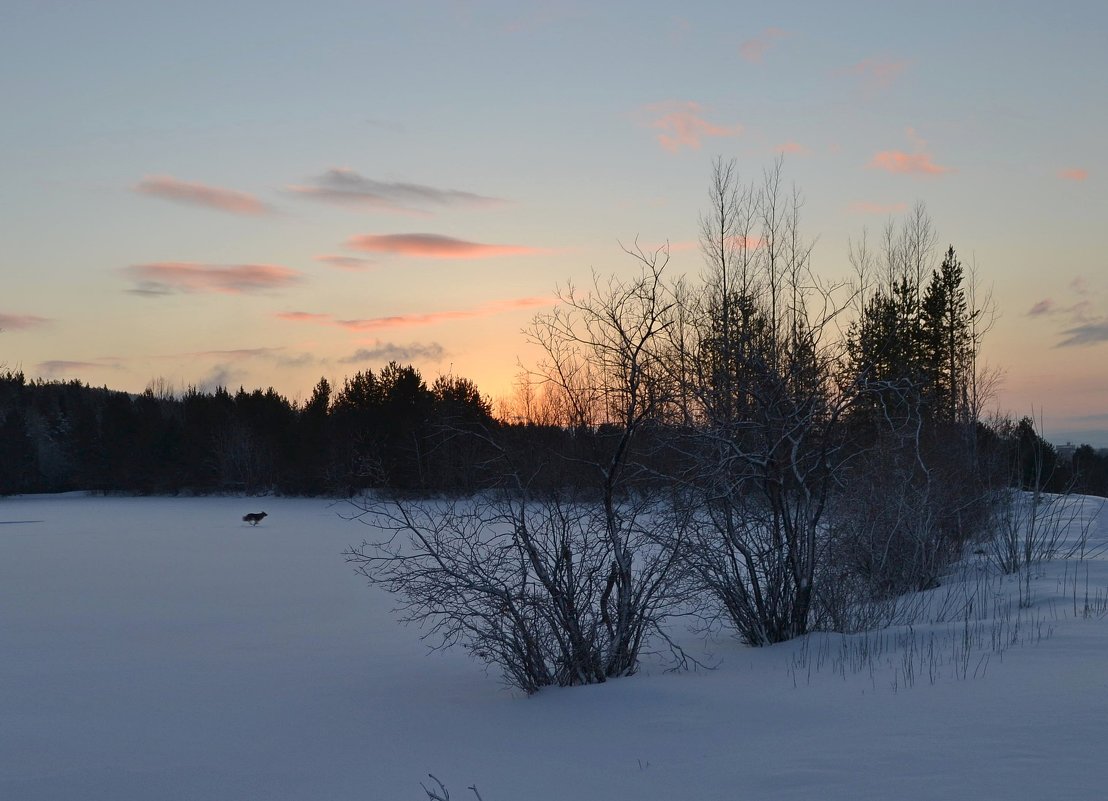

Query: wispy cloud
[[187, 347, 285, 360], [1058, 167, 1089, 182], [339, 341, 446, 364], [1070, 276, 1092, 295], [279, 296, 553, 333], [346, 233, 542, 259], [276, 311, 331, 323], [124, 263, 302, 295], [337, 297, 552, 332], [289, 168, 503, 214], [315, 254, 378, 270], [739, 27, 789, 63], [37, 360, 97, 377], [642, 101, 742, 153], [37, 359, 121, 378], [135, 175, 270, 215], [276, 352, 317, 368], [869, 128, 951, 175], [869, 151, 950, 175], [0, 312, 49, 330], [775, 141, 808, 155], [840, 58, 908, 92], [196, 365, 244, 392], [849, 201, 909, 215], [1027, 299, 1055, 316], [1057, 320, 1108, 347], [165, 346, 317, 371], [1029, 278, 1106, 346], [1027, 298, 1093, 321]]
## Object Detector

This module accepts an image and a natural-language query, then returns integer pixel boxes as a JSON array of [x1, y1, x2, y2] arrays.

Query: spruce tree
[[922, 246, 971, 424]]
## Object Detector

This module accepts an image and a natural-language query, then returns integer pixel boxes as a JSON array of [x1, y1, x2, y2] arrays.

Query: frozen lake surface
[[2, 493, 1107, 800]]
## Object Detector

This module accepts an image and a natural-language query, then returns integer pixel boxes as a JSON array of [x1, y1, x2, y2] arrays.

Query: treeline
[[0, 365, 499, 496], [0, 364, 715, 497], [1002, 416, 1108, 497], [3, 365, 1102, 499], [2, 309, 1106, 504]]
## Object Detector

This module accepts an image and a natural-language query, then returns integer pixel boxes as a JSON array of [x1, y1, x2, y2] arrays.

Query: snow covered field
[[3, 493, 1107, 800]]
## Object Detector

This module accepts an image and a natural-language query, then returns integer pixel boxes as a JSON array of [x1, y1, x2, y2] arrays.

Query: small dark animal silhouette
[[242, 512, 268, 526]]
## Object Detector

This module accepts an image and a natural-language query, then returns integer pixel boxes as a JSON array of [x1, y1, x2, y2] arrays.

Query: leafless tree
[[663, 159, 862, 645], [346, 250, 692, 692]]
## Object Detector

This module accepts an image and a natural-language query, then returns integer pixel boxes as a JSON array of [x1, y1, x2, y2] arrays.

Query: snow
[[2, 493, 1107, 800]]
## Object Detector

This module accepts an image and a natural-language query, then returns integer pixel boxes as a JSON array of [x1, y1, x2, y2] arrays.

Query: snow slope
[[2, 493, 1107, 800]]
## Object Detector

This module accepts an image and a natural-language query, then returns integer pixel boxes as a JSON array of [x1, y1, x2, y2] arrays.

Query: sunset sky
[[2, 1, 1106, 444]]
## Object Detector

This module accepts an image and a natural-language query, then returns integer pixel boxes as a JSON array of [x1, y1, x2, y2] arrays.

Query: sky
[[2, 0, 1106, 445]]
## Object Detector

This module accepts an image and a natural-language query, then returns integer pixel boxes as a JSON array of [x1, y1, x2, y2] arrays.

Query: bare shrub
[[346, 489, 689, 693], [346, 250, 690, 693], [667, 159, 860, 645]]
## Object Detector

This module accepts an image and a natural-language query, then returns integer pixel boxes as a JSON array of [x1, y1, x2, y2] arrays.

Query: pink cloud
[[279, 296, 554, 333], [1028, 299, 1055, 316], [775, 141, 808, 155], [848, 201, 909, 215], [868, 150, 948, 176], [642, 101, 742, 153], [134, 175, 270, 215], [841, 58, 908, 91], [739, 27, 789, 63], [727, 235, 763, 250], [340, 311, 467, 332], [315, 254, 378, 270], [276, 311, 331, 323], [339, 297, 553, 332], [869, 129, 951, 176], [869, 151, 951, 175], [0, 312, 49, 330], [346, 233, 542, 259], [124, 262, 302, 295], [1058, 168, 1089, 182]]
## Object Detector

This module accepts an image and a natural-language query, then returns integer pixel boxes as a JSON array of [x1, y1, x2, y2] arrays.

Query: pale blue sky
[[2, 1, 1106, 443]]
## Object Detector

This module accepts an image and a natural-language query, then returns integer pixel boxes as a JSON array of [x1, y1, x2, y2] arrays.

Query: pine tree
[[846, 273, 925, 421], [922, 246, 971, 424]]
